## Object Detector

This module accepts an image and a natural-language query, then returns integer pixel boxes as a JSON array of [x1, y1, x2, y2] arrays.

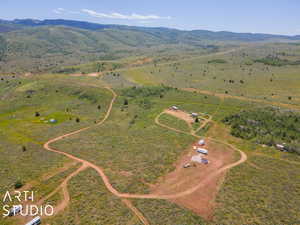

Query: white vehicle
[[191, 113, 198, 117], [198, 139, 205, 146], [197, 148, 208, 155], [25, 216, 41, 225], [171, 106, 179, 110], [9, 205, 22, 217], [183, 163, 191, 168]]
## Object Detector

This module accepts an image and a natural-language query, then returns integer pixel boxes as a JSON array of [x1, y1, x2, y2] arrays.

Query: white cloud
[[53, 8, 80, 15], [53, 8, 65, 14], [81, 9, 171, 20]]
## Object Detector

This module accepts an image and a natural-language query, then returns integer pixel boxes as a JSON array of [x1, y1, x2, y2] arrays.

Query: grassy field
[[1, 40, 300, 224], [0, 75, 113, 225], [158, 113, 191, 133], [44, 168, 143, 225], [116, 43, 300, 107]]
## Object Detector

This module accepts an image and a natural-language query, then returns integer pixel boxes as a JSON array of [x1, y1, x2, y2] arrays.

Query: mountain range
[[1, 18, 300, 42], [0, 18, 300, 74]]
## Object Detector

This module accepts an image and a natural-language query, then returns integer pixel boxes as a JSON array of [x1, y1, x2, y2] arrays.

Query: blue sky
[[1, 0, 300, 35]]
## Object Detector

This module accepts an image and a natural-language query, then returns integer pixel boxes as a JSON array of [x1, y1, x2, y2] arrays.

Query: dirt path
[[183, 88, 300, 111], [36, 163, 88, 215], [64, 47, 243, 79], [42, 86, 152, 224], [41, 84, 248, 224], [122, 199, 150, 225], [151, 113, 248, 200]]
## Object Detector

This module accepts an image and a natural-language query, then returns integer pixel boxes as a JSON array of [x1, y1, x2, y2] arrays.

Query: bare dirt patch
[[70, 72, 102, 77], [151, 139, 235, 220], [131, 58, 153, 66], [164, 109, 194, 124]]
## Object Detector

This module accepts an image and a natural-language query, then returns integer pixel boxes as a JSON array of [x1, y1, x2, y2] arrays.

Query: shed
[[49, 119, 57, 124], [191, 154, 202, 163]]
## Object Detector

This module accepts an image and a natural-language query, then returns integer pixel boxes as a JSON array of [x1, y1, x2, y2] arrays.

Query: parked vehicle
[[183, 163, 191, 168], [198, 139, 205, 146], [171, 106, 179, 110], [191, 113, 198, 117], [197, 148, 208, 155], [8, 205, 22, 217], [202, 158, 209, 164], [25, 216, 41, 225]]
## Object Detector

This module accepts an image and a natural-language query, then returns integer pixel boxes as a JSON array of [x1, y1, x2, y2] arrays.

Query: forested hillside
[[223, 107, 300, 154]]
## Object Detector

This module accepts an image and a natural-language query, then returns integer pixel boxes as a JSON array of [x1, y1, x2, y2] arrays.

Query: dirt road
[[41, 85, 248, 224], [183, 88, 300, 111]]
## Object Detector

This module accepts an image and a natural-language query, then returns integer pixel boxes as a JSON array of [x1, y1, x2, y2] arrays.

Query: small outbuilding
[[191, 154, 202, 163], [49, 119, 57, 124]]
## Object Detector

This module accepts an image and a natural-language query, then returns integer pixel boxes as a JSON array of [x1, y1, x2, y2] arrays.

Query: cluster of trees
[[208, 59, 227, 64], [223, 107, 300, 154], [121, 86, 173, 98], [255, 55, 300, 66], [0, 35, 7, 61]]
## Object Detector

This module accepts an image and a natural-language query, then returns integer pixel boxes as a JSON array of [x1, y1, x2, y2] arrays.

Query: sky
[[1, 0, 300, 35]]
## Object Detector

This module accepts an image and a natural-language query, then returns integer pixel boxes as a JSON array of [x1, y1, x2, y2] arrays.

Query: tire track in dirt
[[36, 163, 89, 215], [183, 88, 300, 111], [122, 199, 150, 225], [42, 85, 247, 224], [42, 86, 151, 225]]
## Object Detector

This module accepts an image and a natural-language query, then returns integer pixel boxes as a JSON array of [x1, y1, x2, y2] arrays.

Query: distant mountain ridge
[[0, 18, 300, 74], [1, 18, 300, 42]]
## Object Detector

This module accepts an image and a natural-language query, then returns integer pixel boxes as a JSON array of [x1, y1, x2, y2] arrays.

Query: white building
[[191, 154, 202, 163]]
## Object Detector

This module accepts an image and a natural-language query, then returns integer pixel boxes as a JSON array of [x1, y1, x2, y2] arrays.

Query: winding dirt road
[[41, 85, 248, 224]]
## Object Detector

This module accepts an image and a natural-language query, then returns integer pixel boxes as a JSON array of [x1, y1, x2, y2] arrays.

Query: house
[[25, 216, 41, 225], [197, 148, 208, 155], [198, 139, 205, 146]]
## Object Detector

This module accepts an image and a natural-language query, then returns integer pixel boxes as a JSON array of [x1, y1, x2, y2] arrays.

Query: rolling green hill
[[0, 18, 300, 74]]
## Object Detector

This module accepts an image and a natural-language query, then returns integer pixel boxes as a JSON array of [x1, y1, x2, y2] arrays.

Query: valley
[[0, 19, 300, 225]]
